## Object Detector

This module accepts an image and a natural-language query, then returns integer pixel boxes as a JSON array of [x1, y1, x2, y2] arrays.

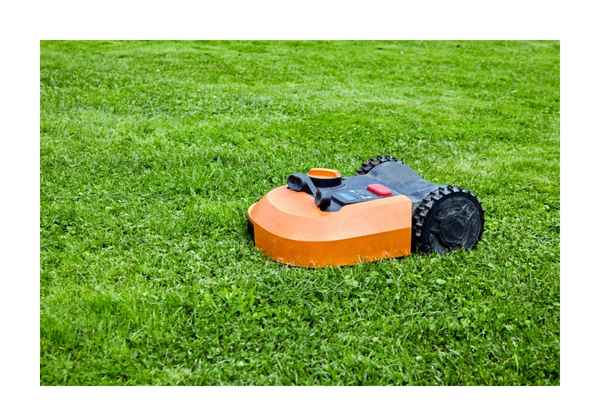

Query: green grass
[[40, 40, 560, 385]]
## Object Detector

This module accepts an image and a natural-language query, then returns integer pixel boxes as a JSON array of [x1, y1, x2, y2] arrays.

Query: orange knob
[[307, 168, 341, 179]]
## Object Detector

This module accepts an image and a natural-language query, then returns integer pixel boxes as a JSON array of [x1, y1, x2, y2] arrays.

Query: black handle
[[287, 174, 331, 211]]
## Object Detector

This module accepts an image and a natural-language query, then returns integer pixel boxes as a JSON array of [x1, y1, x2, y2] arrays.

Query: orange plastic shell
[[247, 186, 413, 267]]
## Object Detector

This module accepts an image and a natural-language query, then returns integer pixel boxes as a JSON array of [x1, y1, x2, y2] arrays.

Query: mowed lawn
[[40, 41, 560, 385]]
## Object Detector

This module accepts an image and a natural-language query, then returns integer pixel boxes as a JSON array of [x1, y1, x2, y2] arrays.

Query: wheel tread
[[356, 155, 402, 175], [412, 185, 485, 253]]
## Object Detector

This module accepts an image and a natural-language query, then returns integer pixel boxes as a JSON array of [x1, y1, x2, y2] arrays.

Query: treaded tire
[[412, 186, 484, 254], [356, 155, 402, 175]]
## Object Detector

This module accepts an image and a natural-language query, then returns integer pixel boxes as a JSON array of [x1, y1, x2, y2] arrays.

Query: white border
[[4, 0, 599, 399], [29, 0, 561, 39]]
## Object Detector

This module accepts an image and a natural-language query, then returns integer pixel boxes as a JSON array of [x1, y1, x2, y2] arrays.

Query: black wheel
[[413, 186, 484, 254], [356, 155, 401, 175]]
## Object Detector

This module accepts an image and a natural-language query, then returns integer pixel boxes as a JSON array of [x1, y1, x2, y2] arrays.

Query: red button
[[367, 183, 392, 196]]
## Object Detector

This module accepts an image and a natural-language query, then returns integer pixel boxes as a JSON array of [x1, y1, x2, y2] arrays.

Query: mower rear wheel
[[356, 155, 401, 175], [412, 186, 484, 254]]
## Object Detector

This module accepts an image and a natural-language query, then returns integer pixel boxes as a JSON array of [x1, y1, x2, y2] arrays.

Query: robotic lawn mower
[[247, 156, 484, 267]]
